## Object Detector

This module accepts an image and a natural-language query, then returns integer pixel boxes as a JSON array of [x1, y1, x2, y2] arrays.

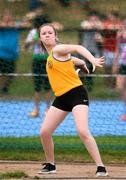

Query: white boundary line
[[0, 73, 126, 77]]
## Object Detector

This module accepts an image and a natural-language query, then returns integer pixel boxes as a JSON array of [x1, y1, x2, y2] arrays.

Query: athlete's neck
[[45, 44, 56, 54]]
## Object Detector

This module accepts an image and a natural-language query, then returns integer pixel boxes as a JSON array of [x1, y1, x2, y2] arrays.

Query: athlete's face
[[40, 25, 56, 47]]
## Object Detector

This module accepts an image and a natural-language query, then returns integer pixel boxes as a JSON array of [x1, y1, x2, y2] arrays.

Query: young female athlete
[[38, 23, 108, 177]]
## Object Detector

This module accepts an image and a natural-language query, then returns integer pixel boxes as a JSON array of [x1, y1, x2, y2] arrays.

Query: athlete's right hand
[[92, 56, 105, 72]]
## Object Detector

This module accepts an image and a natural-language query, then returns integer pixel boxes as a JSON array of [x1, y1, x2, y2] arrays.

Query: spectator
[[0, 9, 15, 27], [0, 9, 30, 95], [57, 0, 71, 7], [28, 0, 45, 12], [78, 0, 91, 11], [0, 10, 20, 94], [25, 15, 63, 117], [25, 15, 51, 117], [80, 11, 103, 91], [7, 0, 22, 2], [102, 11, 122, 88], [113, 18, 126, 121]]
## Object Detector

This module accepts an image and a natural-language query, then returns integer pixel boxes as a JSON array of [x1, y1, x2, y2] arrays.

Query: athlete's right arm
[[53, 44, 105, 71]]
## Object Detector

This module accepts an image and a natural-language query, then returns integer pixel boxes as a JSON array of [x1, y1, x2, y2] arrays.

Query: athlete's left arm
[[72, 56, 90, 74], [71, 56, 84, 66]]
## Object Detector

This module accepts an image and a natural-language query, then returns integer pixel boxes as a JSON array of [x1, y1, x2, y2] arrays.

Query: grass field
[[0, 136, 126, 163]]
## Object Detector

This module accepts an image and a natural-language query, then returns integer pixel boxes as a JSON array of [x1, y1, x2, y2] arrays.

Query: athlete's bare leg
[[72, 105, 104, 166], [40, 106, 68, 163]]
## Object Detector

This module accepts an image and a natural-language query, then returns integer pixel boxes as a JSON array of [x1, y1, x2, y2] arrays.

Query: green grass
[[0, 136, 126, 163], [0, 171, 28, 179]]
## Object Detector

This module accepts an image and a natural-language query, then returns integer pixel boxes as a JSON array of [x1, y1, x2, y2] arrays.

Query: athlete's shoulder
[[53, 44, 64, 52]]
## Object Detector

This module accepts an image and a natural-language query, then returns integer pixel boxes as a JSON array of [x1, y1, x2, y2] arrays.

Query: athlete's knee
[[78, 129, 91, 141], [40, 128, 52, 139]]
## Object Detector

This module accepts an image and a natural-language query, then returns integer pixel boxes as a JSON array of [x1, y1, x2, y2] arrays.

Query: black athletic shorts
[[52, 85, 89, 112]]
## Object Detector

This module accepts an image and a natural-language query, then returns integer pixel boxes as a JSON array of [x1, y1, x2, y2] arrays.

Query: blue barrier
[[0, 100, 125, 137]]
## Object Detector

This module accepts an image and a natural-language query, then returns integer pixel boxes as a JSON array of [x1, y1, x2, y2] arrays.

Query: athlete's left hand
[[76, 63, 90, 74]]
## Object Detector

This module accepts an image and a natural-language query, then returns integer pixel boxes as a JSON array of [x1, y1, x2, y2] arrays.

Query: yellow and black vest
[[46, 51, 82, 96]]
